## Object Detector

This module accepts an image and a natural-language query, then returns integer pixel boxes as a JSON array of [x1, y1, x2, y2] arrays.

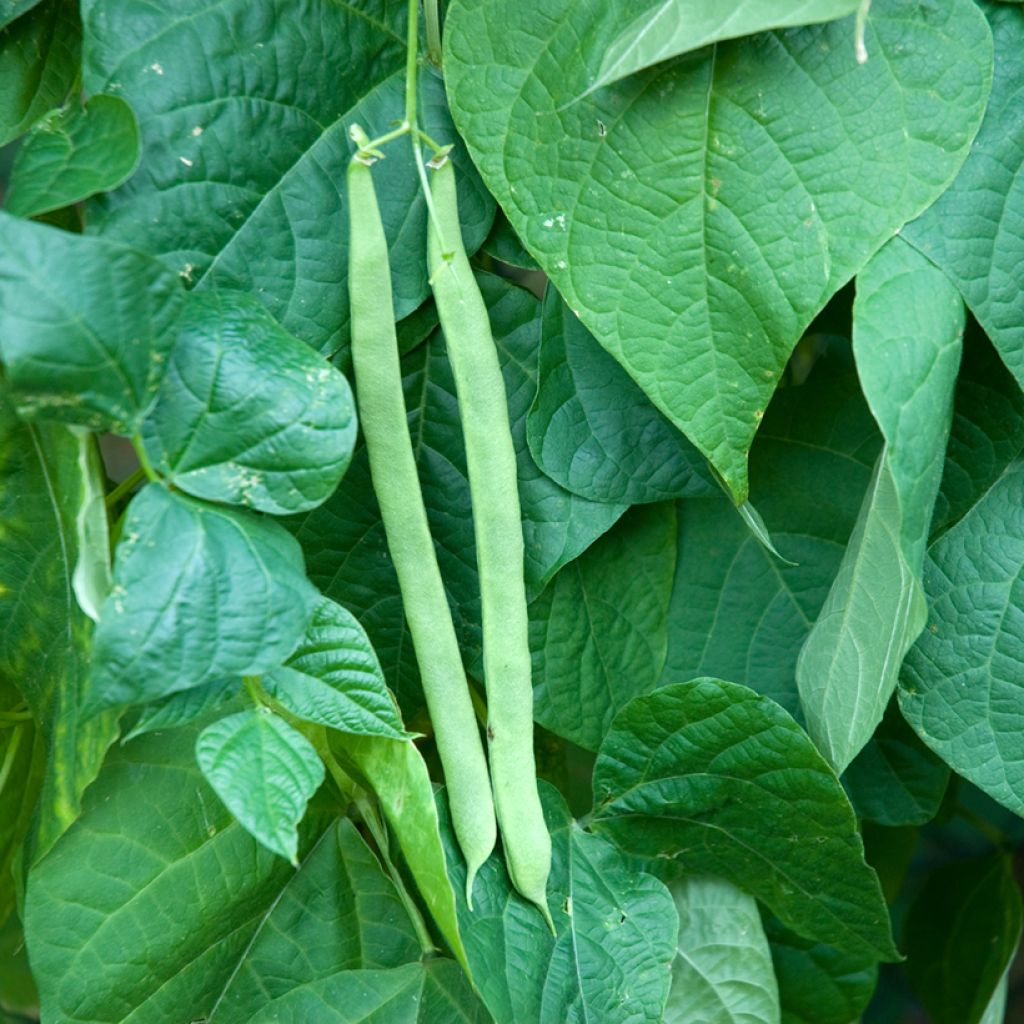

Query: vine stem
[[105, 466, 147, 507], [424, 0, 442, 66], [0, 724, 24, 799], [131, 435, 160, 483]]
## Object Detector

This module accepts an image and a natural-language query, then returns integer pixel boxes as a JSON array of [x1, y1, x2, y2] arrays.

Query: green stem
[[424, 0, 442, 66], [0, 725, 24, 800], [355, 792, 436, 956], [0, 709, 31, 726], [105, 466, 147, 508], [131, 435, 160, 483]]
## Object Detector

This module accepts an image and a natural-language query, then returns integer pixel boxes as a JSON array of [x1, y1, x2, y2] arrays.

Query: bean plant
[[0, 0, 1022, 1022]]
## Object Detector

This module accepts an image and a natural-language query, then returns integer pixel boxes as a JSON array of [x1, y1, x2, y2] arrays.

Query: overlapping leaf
[[0, 387, 118, 861], [0, 214, 183, 432], [531, 503, 676, 751], [903, 3, 1024, 387], [0, 0, 78, 145], [900, 459, 1024, 815], [87, 485, 318, 714], [265, 596, 409, 740], [437, 784, 678, 1024], [81, 0, 493, 356], [5, 94, 140, 217], [797, 237, 963, 772], [592, 679, 897, 960], [196, 709, 325, 863], [141, 290, 357, 514], [528, 287, 716, 505], [444, 0, 992, 497], [663, 875, 779, 1024]]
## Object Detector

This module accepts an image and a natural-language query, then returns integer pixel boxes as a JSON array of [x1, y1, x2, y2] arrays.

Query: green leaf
[[763, 915, 878, 1024], [291, 274, 622, 708], [842, 700, 949, 828], [899, 460, 1024, 815], [662, 360, 880, 716], [437, 783, 678, 1024], [979, 959, 1013, 1024], [482, 211, 538, 270], [902, 4, 1024, 388], [206, 818, 421, 1022], [240, 961, 488, 1024], [663, 875, 779, 1024], [123, 679, 238, 741], [81, 1, 492, 356], [904, 854, 1023, 1024], [445, 0, 992, 497], [265, 597, 409, 741], [527, 286, 716, 505], [0, 911, 38, 1018], [330, 733, 468, 972], [196, 709, 325, 864], [0, 696, 42, 922], [932, 322, 1024, 539], [23, 721, 420, 1023], [531, 503, 676, 751], [0, 0, 78, 146], [4, 94, 140, 217], [0, 213, 184, 433], [797, 237, 963, 771], [141, 290, 357, 515], [589, 0, 861, 93], [87, 485, 318, 714], [591, 678, 897, 960], [0, 0, 43, 30], [0, 387, 118, 861]]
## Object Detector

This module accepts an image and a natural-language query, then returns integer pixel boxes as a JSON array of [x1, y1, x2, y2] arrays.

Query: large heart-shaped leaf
[[899, 459, 1024, 815], [87, 485, 318, 714], [437, 784, 678, 1024], [141, 290, 357, 515], [0, 386, 118, 862], [81, 0, 493, 356], [903, 3, 1024, 388], [592, 678, 897, 961], [444, 0, 992, 498], [0, 213, 183, 433], [4, 93, 140, 218]]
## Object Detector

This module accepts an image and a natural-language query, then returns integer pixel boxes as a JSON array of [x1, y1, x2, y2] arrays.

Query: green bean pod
[[427, 155, 553, 928], [347, 153, 496, 904]]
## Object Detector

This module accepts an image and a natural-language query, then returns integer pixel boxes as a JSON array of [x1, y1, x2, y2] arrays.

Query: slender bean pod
[[427, 155, 553, 928], [347, 150, 496, 904]]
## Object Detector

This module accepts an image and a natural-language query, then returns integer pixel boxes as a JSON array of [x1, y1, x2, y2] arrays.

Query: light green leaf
[[87, 485, 318, 714], [265, 597, 409, 741], [445, 0, 992, 497], [123, 679, 238, 741], [797, 237, 963, 771], [904, 854, 1023, 1024], [291, 274, 622, 710], [5, 94, 140, 217], [242, 961, 488, 1024], [196, 710, 325, 864], [438, 783, 678, 1024], [0, 0, 78, 145], [592, 678, 897, 961], [330, 733, 467, 972], [763, 915, 878, 1024], [903, 4, 1024, 388], [141, 290, 357, 515], [589, 0, 861, 94], [207, 818, 421, 1022], [979, 961, 1012, 1024], [900, 460, 1024, 814], [66, 431, 111, 626], [0, 387, 118, 862], [531, 503, 676, 751], [23, 721, 405, 1023], [662, 358, 880, 716], [0, 213, 184, 433], [527, 286, 716, 505], [82, 1, 492, 356], [663, 875, 780, 1024], [0, 0, 43, 30], [842, 700, 949, 827]]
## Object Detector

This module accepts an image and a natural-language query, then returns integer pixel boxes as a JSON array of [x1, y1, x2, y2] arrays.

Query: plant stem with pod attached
[[427, 153, 553, 930], [346, 144, 497, 905]]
